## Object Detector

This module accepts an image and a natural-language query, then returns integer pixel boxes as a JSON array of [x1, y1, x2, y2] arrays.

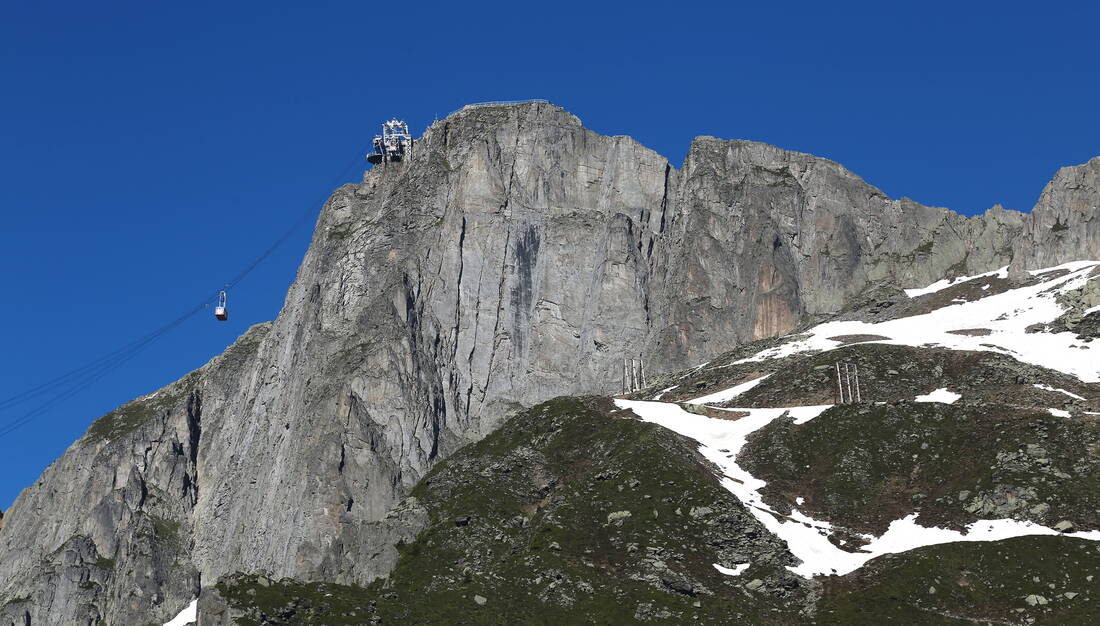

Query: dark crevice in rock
[[137, 474, 148, 509], [452, 214, 466, 363], [185, 392, 202, 507], [510, 224, 540, 357]]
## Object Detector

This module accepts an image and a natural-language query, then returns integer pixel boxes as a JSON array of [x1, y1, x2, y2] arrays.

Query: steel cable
[[0, 147, 367, 439]]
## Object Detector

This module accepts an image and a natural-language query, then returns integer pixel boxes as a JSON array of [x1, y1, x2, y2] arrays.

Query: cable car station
[[366, 118, 411, 164]]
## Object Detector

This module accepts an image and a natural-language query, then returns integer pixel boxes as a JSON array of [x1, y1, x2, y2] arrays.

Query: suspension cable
[[0, 147, 367, 439]]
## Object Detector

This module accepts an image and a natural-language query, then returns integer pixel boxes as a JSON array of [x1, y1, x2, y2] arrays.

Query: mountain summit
[[1, 101, 1098, 625]]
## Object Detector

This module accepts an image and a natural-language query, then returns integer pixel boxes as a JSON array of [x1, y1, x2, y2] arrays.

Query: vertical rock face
[[0, 102, 1097, 624], [1014, 157, 1100, 269]]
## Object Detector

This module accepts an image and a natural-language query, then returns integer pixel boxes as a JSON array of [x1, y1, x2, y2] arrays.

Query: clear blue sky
[[1, 1, 1097, 508]]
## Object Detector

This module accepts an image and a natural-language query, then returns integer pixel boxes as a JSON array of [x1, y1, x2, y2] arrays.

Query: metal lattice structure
[[367, 118, 412, 164]]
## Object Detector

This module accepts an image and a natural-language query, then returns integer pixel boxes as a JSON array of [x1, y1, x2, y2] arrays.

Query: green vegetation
[[218, 397, 803, 624], [86, 375, 196, 443], [327, 222, 355, 241], [819, 536, 1100, 624], [384, 396, 798, 623], [152, 516, 181, 544], [216, 575, 376, 626], [741, 400, 1100, 536], [1, 596, 30, 608], [93, 555, 115, 570], [943, 254, 970, 281], [213, 396, 1100, 624], [731, 343, 1093, 409]]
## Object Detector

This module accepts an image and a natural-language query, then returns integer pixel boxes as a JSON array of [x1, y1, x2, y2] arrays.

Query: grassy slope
[[740, 401, 1100, 536], [656, 343, 1096, 411], [819, 536, 1100, 625], [213, 397, 1100, 625], [218, 397, 807, 625]]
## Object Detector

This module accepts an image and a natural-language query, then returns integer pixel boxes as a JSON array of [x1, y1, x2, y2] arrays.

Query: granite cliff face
[[0, 102, 1097, 624], [1013, 156, 1100, 269]]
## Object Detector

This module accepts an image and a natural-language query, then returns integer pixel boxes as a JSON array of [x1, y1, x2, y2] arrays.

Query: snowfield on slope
[[914, 388, 962, 404], [732, 261, 1100, 383], [686, 374, 771, 405], [1034, 383, 1087, 401], [163, 599, 196, 626], [903, 266, 1009, 298], [713, 563, 750, 576], [616, 399, 1100, 578]]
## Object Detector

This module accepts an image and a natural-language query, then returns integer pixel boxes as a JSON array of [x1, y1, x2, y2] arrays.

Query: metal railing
[[445, 99, 551, 119]]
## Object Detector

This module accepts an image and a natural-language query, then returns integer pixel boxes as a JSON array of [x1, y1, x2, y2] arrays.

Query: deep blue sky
[[1, 1, 1097, 508]]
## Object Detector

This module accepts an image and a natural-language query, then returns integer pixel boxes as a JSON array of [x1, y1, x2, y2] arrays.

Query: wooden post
[[836, 362, 844, 403], [854, 364, 862, 403], [845, 363, 853, 405]]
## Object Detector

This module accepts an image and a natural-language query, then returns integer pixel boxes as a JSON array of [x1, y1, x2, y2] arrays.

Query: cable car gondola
[[214, 290, 229, 321]]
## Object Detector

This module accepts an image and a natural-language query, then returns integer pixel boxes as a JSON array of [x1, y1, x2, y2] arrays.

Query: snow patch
[[1048, 408, 1072, 418], [732, 261, 1100, 383], [903, 266, 1008, 298], [687, 374, 771, 405], [652, 385, 678, 401], [790, 405, 834, 424], [163, 599, 197, 626], [1033, 384, 1086, 401], [1028, 260, 1100, 275], [713, 563, 750, 576], [616, 398, 1100, 578], [795, 497, 805, 506], [914, 388, 961, 404]]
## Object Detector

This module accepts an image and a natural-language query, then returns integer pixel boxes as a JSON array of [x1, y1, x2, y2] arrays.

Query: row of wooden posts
[[622, 358, 646, 394], [621, 356, 863, 403], [836, 361, 862, 403]]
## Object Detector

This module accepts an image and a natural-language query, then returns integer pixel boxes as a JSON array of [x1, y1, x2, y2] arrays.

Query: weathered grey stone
[[1011, 157, 1100, 270], [607, 511, 632, 526], [689, 506, 714, 518]]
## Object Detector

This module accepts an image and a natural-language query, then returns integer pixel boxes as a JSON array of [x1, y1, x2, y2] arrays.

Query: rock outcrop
[[1013, 156, 1100, 269], [1, 101, 1097, 624]]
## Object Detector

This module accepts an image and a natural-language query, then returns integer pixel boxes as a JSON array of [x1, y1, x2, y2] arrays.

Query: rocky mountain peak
[[1, 101, 1098, 625]]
